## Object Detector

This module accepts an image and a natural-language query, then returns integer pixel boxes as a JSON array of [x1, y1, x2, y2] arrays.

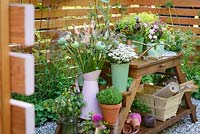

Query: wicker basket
[[135, 82, 196, 121]]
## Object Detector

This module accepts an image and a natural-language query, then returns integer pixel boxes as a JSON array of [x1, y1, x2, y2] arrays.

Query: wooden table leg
[[114, 76, 142, 134], [174, 64, 198, 123], [184, 92, 198, 123]]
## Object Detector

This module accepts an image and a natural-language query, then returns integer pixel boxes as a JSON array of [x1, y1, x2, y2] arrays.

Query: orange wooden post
[[0, 0, 11, 134], [1, 2, 35, 134], [9, 4, 35, 134]]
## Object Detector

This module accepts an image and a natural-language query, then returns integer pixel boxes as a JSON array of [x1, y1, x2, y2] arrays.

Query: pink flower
[[92, 113, 103, 122]]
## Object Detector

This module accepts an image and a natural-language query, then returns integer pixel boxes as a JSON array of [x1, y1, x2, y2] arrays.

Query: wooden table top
[[130, 54, 182, 69]]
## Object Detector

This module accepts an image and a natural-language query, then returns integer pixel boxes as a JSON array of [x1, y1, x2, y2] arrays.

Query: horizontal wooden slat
[[11, 99, 35, 134], [10, 52, 35, 95], [35, 16, 121, 29], [9, 0, 131, 6], [35, 8, 89, 19], [127, 7, 200, 17], [10, 0, 200, 36], [35, 7, 200, 20], [130, 0, 200, 7], [10, 0, 200, 7], [35, 18, 89, 29], [172, 25, 200, 34], [9, 4, 34, 46], [160, 16, 200, 25]]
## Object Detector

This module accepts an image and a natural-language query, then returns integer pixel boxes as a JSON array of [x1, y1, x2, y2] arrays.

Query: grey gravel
[[35, 98, 200, 134], [35, 122, 57, 134], [160, 98, 200, 134]]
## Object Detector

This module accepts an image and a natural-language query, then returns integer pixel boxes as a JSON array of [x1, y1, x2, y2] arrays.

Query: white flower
[[65, 34, 71, 40], [150, 29, 154, 35], [153, 35, 157, 39], [153, 24, 159, 29], [148, 34, 152, 39], [144, 23, 148, 27], [107, 43, 137, 63]]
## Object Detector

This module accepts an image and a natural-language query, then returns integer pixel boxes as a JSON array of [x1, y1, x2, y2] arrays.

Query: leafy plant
[[96, 87, 122, 105], [164, 0, 173, 8], [12, 45, 78, 126], [115, 14, 137, 36], [132, 99, 150, 114], [44, 87, 85, 119], [137, 12, 159, 24]]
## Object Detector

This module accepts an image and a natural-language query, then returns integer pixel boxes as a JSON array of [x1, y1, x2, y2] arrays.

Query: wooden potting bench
[[102, 54, 197, 134]]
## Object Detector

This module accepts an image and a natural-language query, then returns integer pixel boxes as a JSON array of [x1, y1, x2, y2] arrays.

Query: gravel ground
[[36, 98, 200, 134], [35, 122, 57, 134], [160, 98, 200, 134]]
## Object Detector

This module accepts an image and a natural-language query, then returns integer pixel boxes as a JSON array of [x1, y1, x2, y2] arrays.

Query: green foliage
[[96, 88, 122, 105], [44, 87, 85, 119], [12, 45, 78, 126], [12, 94, 58, 126], [132, 99, 150, 114], [164, 0, 173, 8], [137, 12, 159, 24], [79, 119, 94, 134], [98, 77, 107, 85], [115, 14, 137, 35], [166, 30, 200, 99], [79, 113, 110, 134], [164, 30, 191, 52], [142, 75, 154, 84]]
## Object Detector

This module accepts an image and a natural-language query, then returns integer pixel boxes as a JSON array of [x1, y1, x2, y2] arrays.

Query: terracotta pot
[[99, 103, 122, 125]]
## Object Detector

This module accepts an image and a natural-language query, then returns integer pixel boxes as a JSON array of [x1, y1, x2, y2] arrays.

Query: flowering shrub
[[107, 43, 138, 64]]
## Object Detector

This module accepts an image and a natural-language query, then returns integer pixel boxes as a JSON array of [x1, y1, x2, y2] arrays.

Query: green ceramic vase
[[111, 63, 129, 92]]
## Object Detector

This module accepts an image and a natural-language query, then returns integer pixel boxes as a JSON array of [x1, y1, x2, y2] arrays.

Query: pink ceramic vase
[[80, 70, 102, 119]]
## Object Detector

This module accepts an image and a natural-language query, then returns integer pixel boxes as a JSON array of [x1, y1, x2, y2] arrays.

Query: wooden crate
[[135, 83, 195, 121]]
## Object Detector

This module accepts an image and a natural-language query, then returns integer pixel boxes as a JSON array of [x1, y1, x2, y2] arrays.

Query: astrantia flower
[[92, 113, 103, 122]]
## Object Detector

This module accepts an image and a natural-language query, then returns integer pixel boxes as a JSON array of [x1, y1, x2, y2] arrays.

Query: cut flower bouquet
[[57, 21, 108, 73]]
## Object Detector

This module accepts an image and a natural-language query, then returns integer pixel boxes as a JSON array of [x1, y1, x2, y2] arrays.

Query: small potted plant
[[96, 87, 123, 125], [107, 43, 137, 92]]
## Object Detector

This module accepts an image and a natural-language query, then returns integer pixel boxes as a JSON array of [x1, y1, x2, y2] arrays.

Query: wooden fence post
[[1, 2, 35, 134], [0, 0, 11, 134]]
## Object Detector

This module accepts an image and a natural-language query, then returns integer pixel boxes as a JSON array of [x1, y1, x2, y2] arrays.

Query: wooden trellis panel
[[9, 0, 200, 35]]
